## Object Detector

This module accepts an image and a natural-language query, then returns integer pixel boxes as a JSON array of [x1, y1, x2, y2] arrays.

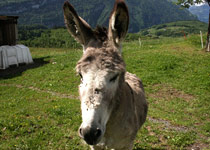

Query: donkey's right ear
[[63, 1, 93, 46]]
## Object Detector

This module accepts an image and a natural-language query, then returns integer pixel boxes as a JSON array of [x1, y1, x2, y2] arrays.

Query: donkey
[[63, 0, 148, 149]]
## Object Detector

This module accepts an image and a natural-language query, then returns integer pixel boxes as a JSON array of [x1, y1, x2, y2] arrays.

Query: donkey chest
[[97, 134, 133, 150], [98, 115, 138, 149]]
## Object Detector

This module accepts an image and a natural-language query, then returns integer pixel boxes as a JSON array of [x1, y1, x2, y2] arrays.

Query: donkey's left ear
[[108, 0, 129, 47]]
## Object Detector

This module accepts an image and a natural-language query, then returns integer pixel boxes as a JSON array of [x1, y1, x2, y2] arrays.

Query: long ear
[[63, 1, 93, 46], [108, 0, 129, 47]]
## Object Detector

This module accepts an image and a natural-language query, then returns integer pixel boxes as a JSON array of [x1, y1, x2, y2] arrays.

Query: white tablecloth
[[0, 45, 33, 69], [0, 47, 9, 69]]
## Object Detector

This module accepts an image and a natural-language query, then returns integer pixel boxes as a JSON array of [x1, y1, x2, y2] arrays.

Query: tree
[[177, 0, 210, 52]]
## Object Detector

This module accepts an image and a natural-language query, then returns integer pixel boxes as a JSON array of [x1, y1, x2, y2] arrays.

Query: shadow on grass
[[0, 57, 50, 79]]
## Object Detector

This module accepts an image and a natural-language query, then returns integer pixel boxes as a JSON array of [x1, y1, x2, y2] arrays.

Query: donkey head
[[63, 0, 129, 145]]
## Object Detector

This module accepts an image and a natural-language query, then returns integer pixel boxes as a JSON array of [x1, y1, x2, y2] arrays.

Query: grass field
[[0, 35, 210, 150]]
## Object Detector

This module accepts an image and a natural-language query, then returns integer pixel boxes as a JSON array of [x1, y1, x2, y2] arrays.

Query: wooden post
[[182, 30, 187, 40], [138, 37, 142, 47], [200, 31, 203, 49]]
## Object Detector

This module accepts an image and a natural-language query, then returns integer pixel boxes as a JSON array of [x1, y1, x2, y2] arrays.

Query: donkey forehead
[[82, 70, 113, 84], [76, 47, 125, 74]]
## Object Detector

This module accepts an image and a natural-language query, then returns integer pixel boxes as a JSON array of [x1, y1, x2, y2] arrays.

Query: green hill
[[139, 20, 208, 38], [17, 21, 207, 48], [0, 0, 197, 32]]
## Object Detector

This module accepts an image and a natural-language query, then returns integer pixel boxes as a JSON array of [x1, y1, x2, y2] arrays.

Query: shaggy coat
[[63, 0, 148, 149]]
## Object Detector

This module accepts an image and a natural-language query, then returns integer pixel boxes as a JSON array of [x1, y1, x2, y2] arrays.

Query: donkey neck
[[102, 79, 137, 148]]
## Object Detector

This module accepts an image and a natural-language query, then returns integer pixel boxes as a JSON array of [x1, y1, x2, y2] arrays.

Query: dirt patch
[[148, 117, 189, 132], [148, 84, 195, 102], [186, 143, 210, 150]]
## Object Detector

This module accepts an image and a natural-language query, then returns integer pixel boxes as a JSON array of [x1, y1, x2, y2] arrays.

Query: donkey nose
[[79, 127, 102, 145]]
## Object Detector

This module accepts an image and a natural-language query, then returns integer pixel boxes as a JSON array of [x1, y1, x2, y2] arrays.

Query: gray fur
[[63, 0, 148, 149]]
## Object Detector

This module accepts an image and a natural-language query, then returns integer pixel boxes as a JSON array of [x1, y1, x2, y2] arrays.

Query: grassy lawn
[[0, 36, 210, 149]]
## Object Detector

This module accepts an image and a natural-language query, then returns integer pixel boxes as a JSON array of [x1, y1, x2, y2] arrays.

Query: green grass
[[0, 36, 210, 149]]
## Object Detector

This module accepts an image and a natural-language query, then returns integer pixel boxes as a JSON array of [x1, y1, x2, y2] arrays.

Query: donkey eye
[[110, 74, 119, 82]]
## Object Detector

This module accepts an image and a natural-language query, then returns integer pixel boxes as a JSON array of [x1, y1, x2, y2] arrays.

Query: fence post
[[200, 31, 204, 49], [138, 37, 142, 47]]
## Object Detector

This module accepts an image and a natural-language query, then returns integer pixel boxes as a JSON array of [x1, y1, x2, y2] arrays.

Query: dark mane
[[93, 26, 108, 42]]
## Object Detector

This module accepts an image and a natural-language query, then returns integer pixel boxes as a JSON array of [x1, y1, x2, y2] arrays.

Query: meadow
[[0, 35, 210, 150]]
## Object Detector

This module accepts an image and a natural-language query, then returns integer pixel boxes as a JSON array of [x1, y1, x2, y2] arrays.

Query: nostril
[[95, 128, 102, 138], [80, 127, 102, 145]]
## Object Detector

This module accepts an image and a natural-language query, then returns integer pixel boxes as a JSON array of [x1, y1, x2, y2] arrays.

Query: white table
[[0, 45, 33, 69]]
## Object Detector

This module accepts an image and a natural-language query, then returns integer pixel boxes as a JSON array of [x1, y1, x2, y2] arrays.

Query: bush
[[155, 24, 167, 30], [141, 30, 149, 36], [155, 29, 185, 37]]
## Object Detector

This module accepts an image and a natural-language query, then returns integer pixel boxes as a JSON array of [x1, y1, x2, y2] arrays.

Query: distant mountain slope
[[0, 0, 197, 32], [189, 4, 209, 23], [139, 20, 207, 38]]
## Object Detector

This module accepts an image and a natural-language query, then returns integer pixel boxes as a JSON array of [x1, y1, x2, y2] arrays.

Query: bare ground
[[148, 84, 195, 102]]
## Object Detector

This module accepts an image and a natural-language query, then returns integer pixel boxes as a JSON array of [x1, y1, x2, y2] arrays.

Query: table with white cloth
[[0, 45, 33, 69]]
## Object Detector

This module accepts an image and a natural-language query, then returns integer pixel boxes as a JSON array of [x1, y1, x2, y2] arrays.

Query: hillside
[[139, 20, 208, 38], [0, 0, 197, 32], [16, 21, 207, 48], [189, 4, 209, 23]]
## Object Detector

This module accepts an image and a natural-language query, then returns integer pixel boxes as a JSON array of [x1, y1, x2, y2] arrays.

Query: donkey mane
[[93, 26, 108, 42], [76, 45, 125, 74]]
